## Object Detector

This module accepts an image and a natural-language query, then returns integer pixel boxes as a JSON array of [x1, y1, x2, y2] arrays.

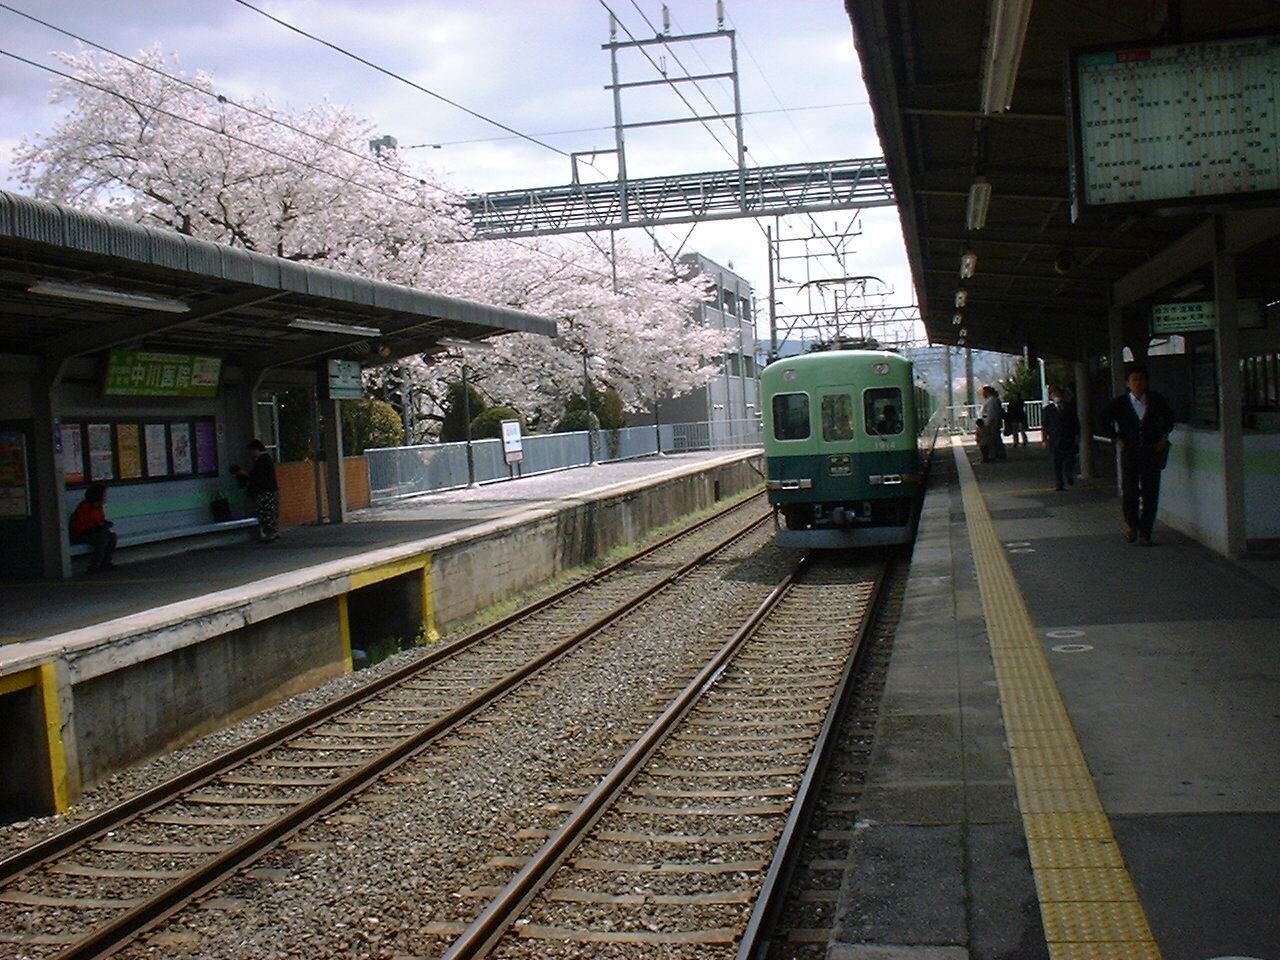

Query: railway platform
[[832, 437, 1280, 960], [0, 449, 760, 817]]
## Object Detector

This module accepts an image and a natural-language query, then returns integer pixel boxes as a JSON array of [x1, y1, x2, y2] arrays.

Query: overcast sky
[[0, 0, 916, 343]]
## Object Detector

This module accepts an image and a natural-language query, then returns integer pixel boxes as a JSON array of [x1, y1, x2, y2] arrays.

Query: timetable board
[[1069, 33, 1280, 216]]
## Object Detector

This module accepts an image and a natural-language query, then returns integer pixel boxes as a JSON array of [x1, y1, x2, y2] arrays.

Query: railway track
[[430, 554, 891, 960], [0, 494, 770, 960]]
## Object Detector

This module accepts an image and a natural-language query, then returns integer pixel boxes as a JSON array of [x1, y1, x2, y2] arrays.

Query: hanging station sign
[[326, 359, 364, 400], [1150, 299, 1263, 334], [1067, 32, 1280, 219], [102, 350, 222, 397]]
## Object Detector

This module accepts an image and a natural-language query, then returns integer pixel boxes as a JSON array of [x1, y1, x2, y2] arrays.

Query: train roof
[[762, 349, 912, 379]]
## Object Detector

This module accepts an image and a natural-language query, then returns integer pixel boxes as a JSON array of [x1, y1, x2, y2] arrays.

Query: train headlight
[[873, 362, 889, 375], [782, 368, 798, 381]]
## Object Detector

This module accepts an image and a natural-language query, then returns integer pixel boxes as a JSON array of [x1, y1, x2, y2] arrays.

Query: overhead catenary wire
[[229, 0, 576, 161]]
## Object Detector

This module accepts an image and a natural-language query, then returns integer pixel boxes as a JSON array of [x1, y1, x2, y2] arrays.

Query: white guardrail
[[365, 419, 764, 503], [944, 400, 1043, 434]]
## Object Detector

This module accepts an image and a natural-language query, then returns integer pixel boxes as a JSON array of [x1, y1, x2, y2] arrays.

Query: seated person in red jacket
[[70, 483, 117, 572]]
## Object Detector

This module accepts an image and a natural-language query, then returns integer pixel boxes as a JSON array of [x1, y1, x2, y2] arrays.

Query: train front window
[[821, 393, 855, 441], [864, 387, 904, 436], [772, 392, 810, 440]]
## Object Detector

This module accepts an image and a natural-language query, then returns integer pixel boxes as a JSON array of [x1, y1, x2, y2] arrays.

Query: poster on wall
[[61, 423, 84, 484], [144, 423, 169, 477], [193, 420, 218, 474], [0, 431, 30, 518], [116, 423, 143, 480], [169, 423, 193, 474], [87, 423, 115, 481]]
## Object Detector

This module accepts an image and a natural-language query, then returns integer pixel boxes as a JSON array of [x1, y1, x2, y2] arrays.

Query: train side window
[[772, 392, 810, 440], [864, 387, 904, 436], [821, 393, 855, 441]]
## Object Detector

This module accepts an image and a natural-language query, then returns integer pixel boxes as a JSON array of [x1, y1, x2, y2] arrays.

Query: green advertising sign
[[103, 350, 222, 397]]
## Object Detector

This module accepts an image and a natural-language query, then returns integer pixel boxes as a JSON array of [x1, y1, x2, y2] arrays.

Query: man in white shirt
[[1099, 366, 1176, 546]]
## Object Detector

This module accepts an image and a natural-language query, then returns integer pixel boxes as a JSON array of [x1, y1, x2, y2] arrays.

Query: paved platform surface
[[0, 451, 749, 646], [834, 438, 1280, 960]]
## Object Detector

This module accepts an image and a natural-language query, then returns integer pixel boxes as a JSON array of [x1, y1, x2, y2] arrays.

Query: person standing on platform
[[1099, 365, 1176, 546], [1041, 387, 1079, 491], [1005, 392, 1028, 447], [234, 439, 280, 542], [70, 483, 117, 572], [979, 385, 1005, 461]]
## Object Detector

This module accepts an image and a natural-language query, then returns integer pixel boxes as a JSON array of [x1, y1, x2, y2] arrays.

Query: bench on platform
[[69, 518, 260, 561]]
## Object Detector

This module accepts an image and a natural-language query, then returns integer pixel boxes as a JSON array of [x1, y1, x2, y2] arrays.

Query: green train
[[761, 348, 938, 548]]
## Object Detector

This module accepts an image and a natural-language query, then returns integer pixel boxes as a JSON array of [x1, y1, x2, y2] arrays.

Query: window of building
[[864, 387, 904, 436], [821, 393, 856, 441], [772, 392, 810, 440]]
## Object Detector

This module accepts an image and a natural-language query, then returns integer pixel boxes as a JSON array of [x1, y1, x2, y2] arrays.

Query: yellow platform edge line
[[951, 439, 1160, 958]]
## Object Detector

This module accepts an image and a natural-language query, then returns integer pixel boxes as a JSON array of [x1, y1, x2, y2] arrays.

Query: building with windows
[[650, 253, 760, 434]]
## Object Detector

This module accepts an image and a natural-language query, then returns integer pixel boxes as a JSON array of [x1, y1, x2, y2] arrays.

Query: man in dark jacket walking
[[1098, 365, 1176, 546], [1041, 386, 1079, 491], [233, 439, 279, 542]]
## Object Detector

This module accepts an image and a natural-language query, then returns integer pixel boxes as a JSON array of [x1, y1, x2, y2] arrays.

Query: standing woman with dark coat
[[234, 439, 279, 542]]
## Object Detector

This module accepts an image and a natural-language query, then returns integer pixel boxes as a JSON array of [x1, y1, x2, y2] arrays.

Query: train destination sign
[[1069, 33, 1280, 217], [102, 350, 222, 397]]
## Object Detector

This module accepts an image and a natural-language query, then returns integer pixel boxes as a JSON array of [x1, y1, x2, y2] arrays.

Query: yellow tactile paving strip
[[952, 439, 1161, 959]]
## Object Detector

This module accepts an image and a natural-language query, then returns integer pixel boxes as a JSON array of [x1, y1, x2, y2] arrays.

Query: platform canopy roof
[[0, 191, 556, 373], [845, 1, 1280, 360]]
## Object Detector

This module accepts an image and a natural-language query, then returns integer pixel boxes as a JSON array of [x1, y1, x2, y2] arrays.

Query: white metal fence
[[945, 400, 1044, 434], [365, 418, 763, 503]]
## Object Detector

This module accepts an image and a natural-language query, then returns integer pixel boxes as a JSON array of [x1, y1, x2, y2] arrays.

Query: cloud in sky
[[0, 0, 917, 344]]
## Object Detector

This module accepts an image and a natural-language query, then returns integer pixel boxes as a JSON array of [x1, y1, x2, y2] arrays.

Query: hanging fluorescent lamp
[[959, 248, 979, 279], [954, 286, 968, 308], [437, 336, 493, 353], [289, 317, 381, 337], [965, 177, 992, 231], [980, 0, 1033, 113], [28, 280, 189, 313]]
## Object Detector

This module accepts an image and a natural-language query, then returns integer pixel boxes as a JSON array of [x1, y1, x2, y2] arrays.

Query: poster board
[[61, 423, 85, 484], [0, 431, 30, 518], [169, 423, 193, 474], [60, 418, 219, 488], [87, 423, 115, 481], [501, 419, 524, 464], [144, 423, 169, 477], [116, 423, 143, 480]]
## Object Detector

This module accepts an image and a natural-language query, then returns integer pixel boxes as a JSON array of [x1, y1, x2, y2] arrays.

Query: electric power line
[[229, 0, 576, 160], [0, 46, 621, 283]]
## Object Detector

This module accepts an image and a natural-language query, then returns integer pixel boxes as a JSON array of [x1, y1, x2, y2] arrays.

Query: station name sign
[[1150, 299, 1263, 334], [326, 359, 364, 400], [1068, 32, 1280, 219], [102, 350, 222, 398]]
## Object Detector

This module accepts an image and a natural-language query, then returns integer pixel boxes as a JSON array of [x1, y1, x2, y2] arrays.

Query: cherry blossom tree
[[16, 48, 735, 439]]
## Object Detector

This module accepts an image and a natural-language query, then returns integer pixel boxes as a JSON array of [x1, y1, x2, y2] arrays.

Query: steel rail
[[0, 490, 765, 888], [736, 561, 891, 960], [46, 506, 771, 960], [438, 552, 814, 960]]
